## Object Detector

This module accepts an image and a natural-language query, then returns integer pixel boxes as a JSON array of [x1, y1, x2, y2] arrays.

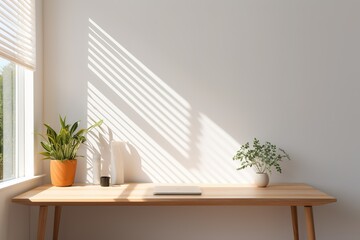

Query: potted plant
[[40, 116, 102, 187], [233, 138, 290, 187]]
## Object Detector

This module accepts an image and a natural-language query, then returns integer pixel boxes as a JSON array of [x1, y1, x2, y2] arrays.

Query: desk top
[[12, 183, 336, 206]]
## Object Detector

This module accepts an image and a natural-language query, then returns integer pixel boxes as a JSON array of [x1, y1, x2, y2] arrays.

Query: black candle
[[100, 176, 110, 187]]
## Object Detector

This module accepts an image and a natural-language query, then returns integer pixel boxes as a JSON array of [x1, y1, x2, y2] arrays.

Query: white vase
[[92, 153, 101, 184], [254, 173, 269, 187], [110, 141, 125, 185]]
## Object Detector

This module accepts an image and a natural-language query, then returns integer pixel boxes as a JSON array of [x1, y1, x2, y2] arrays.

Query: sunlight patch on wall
[[86, 18, 251, 184], [196, 113, 252, 183]]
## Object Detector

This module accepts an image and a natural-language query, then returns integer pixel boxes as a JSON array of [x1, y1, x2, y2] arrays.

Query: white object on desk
[[110, 141, 125, 185], [153, 186, 202, 195], [92, 153, 101, 184]]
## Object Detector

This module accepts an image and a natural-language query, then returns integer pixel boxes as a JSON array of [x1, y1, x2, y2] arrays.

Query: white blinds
[[0, 0, 36, 70]]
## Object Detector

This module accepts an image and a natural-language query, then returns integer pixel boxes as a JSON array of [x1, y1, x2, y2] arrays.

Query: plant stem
[[255, 161, 262, 173]]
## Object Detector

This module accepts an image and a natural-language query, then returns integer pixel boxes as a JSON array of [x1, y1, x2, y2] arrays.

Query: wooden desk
[[12, 183, 336, 240]]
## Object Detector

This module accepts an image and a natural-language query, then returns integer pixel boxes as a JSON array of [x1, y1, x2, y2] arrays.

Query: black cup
[[100, 176, 110, 187]]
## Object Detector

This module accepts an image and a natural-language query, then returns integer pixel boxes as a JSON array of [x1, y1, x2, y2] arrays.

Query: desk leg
[[53, 206, 62, 240], [291, 206, 299, 240], [305, 206, 316, 240], [37, 206, 48, 240]]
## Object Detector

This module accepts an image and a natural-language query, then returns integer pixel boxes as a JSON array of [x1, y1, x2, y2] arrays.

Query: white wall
[[43, 0, 360, 239]]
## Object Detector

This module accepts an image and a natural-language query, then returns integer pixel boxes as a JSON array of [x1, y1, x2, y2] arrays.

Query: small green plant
[[233, 138, 290, 174], [40, 116, 103, 160]]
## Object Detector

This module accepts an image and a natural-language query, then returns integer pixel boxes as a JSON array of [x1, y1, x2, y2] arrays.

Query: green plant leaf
[[39, 116, 103, 160], [233, 138, 290, 174], [70, 121, 79, 135]]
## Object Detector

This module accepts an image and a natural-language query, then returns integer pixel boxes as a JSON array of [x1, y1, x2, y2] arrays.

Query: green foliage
[[0, 62, 15, 180], [40, 116, 103, 160], [233, 138, 290, 174]]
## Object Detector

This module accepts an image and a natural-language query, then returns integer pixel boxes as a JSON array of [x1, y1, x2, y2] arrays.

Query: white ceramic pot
[[254, 173, 269, 187]]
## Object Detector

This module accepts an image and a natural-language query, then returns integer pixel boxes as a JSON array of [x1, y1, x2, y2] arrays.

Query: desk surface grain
[[12, 183, 336, 206]]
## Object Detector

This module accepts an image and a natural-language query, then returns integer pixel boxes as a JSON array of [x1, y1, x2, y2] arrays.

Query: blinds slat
[[0, 34, 33, 54], [0, 49, 34, 70], [0, 0, 35, 70], [3, 1, 33, 29], [4, 0, 33, 20], [0, 17, 33, 40], [22, 0, 33, 13], [0, 4, 33, 33], [0, 20, 32, 42]]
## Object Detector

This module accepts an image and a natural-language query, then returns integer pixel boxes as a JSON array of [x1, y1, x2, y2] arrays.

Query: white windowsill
[[0, 175, 45, 190]]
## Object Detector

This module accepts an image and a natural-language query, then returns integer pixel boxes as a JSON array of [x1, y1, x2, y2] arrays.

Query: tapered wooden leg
[[53, 206, 62, 240], [291, 206, 299, 240], [305, 206, 316, 240], [37, 206, 48, 240]]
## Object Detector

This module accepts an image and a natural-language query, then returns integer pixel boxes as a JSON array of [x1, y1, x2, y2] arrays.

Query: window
[[0, 0, 35, 183], [0, 57, 32, 182]]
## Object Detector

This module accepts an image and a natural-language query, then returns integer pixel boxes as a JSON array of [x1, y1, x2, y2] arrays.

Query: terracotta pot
[[254, 172, 269, 187], [50, 160, 77, 187]]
